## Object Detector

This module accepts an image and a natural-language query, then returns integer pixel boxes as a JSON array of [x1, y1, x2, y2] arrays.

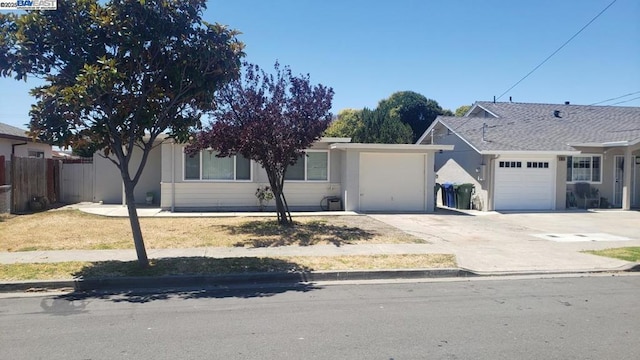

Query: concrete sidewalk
[[0, 244, 444, 264], [58, 203, 359, 218]]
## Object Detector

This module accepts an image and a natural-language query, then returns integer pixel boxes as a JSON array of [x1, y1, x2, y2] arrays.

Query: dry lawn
[[0, 254, 456, 281], [0, 210, 423, 252]]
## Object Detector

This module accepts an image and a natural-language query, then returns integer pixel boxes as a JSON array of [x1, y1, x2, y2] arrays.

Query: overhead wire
[[496, 0, 618, 101], [589, 90, 640, 105], [609, 95, 640, 106], [429, 0, 621, 144]]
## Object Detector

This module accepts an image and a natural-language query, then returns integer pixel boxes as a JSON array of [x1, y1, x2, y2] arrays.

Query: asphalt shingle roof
[[428, 102, 640, 152], [0, 122, 29, 139]]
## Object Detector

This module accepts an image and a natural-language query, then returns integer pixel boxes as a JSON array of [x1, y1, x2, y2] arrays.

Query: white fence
[[60, 162, 94, 203]]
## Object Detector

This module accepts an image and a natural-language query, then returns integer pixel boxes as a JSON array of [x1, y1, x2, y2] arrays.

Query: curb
[[2, 265, 638, 293], [0, 268, 473, 293]]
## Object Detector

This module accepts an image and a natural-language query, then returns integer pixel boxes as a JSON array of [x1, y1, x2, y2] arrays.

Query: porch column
[[622, 147, 633, 210]]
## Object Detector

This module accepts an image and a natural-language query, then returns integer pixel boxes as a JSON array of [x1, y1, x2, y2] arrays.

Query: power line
[[589, 90, 640, 105], [496, 0, 618, 101], [610, 95, 640, 106]]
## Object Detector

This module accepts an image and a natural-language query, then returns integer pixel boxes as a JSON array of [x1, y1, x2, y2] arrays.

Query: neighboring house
[[0, 122, 52, 160], [418, 102, 640, 211]]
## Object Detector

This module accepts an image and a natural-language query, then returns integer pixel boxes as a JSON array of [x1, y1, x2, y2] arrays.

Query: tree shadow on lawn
[[221, 220, 375, 247], [54, 257, 321, 305]]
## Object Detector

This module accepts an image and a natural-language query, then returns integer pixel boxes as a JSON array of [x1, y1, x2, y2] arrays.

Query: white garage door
[[494, 158, 556, 210], [359, 153, 425, 212]]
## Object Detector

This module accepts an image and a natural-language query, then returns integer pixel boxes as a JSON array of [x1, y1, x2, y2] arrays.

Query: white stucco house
[[418, 101, 640, 211], [0, 122, 52, 160], [93, 137, 453, 213]]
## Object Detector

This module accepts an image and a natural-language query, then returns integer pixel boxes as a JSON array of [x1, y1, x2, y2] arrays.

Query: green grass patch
[[0, 254, 456, 281], [584, 247, 640, 262]]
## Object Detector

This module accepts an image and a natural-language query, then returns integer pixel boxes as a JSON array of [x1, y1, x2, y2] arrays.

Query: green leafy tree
[[0, 0, 244, 267], [455, 105, 471, 117], [324, 108, 364, 139], [377, 91, 451, 142], [358, 107, 413, 144], [441, 108, 454, 116]]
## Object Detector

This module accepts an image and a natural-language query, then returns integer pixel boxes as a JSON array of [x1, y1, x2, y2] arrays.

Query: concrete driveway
[[370, 209, 640, 274]]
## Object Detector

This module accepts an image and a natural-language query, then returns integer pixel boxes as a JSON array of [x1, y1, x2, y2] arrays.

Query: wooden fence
[[10, 156, 60, 213]]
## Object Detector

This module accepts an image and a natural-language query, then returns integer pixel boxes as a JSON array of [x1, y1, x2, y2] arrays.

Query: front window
[[185, 150, 251, 181], [285, 151, 328, 181], [566, 155, 601, 183]]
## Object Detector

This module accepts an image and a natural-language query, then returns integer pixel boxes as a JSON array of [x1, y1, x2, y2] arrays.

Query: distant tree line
[[325, 91, 457, 143]]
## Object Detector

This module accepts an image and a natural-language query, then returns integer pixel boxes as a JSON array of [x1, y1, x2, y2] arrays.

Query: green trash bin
[[454, 183, 474, 210]]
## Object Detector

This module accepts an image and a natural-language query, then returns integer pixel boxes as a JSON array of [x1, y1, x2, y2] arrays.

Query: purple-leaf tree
[[187, 62, 334, 225]]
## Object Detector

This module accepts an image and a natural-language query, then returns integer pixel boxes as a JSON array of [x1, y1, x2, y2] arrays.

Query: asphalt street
[[1, 275, 639, 359]]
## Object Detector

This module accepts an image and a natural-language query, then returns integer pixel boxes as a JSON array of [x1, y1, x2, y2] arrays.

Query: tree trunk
[[123, 179, 149, 267], [266, 170, 292, 226], [273, 190, 291, 226], [280, 191, 293, 224]]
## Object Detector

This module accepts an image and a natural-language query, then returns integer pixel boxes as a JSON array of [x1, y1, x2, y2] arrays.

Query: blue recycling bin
[[442, 183, 456, 208]]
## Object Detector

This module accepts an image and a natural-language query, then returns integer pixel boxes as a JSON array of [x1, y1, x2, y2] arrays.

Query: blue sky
[[1, 0, 639, 129]]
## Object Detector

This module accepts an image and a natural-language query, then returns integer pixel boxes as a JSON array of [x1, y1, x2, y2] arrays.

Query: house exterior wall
[[93, 144, 162, 205], [0, 139, 52, 159], [432, 128, 490, 210], [340, 149, 359, 211], [555, 156, 568, 210], [0, 140, 12, 159], [160, 141, 342, 211]]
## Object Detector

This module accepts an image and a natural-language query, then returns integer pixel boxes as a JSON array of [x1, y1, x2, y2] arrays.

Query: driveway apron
[[369, 211, 640, 274]]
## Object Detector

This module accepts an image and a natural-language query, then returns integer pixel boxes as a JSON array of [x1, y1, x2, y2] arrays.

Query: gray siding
[[432, 124, 490, 210]]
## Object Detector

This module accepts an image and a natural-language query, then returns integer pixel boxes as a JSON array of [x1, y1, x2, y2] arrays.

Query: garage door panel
[[360, 153, 425, 212], [494, 158, 555, 210]]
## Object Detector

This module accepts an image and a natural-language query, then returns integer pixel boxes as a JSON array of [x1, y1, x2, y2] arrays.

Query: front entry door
[[613, 156, 624, 207]]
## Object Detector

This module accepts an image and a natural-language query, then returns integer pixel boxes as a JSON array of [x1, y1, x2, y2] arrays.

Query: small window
[[28, 150, 45, 158], [527, 161, 549, 169], [500, 161, 521, 168]]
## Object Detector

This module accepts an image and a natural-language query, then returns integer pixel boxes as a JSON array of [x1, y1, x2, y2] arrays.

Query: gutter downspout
[[11, 142, 28, 156]]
